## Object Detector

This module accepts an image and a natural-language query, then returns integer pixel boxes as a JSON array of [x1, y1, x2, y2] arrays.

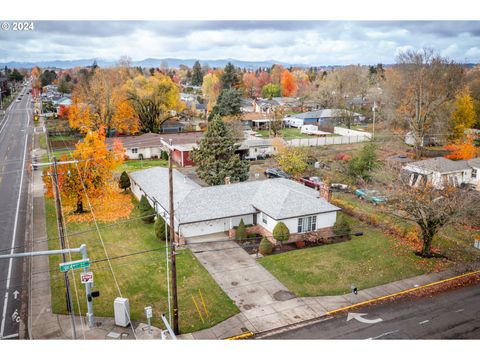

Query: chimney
[[224, 176, 231, 185], [318, 183, 331, 202]]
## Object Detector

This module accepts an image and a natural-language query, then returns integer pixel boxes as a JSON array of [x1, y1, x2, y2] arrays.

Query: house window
[[297, 215, 317, 233], [473, 169, 477, 179], [262, 212, 268, 225], [131, 148, 138, 154]]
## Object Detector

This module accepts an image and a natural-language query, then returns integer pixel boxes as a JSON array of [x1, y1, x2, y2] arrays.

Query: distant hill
[[0, 58, 322, 70]]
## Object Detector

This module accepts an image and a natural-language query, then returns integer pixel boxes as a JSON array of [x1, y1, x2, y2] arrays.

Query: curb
[[252, 269, 480, 339], [224, 331, 255, 340], [325, 269, 480, 316]]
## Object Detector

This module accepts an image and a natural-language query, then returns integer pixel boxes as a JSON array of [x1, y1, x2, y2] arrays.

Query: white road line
[[0, 332, 19, 339], [455, 309, 464, 313], [0, 109, 30, 338], [419, 320, 430, 325], [0, 114, 9, 136], [367, 330, 399, 340]]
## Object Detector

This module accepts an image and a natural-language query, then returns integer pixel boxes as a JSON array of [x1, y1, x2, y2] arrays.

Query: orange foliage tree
[[280, 70, 298, 97], [444, 138, 479, 160], [69, 68, 139, 136], [58, 105, 70, 119], [45, 129, 125, 213], [242, 72, 260, 98]]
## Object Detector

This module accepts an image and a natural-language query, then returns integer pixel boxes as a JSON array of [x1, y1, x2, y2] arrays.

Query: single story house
[[284, 109, 362, 129], [172, 143, 197, 167], [402, 157, 480, 191], [129, 167, 340, 244], [105, 132, 204, 162], [236, 139, 277, 159]]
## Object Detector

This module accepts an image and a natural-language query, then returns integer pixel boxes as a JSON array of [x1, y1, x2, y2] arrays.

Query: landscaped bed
[[258, 215, 451, 297], [44, 195, 238, 334]]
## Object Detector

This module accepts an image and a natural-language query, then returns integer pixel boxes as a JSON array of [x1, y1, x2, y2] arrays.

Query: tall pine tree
[[190, 116, 249, 185], [221, 62, 240, 89], [191, 60, 203, 86]]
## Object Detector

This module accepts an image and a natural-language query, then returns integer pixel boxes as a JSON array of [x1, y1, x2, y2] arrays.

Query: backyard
[[44, 195, 238, 334], [259, 215, 450, 297], [255, 128, 326, 140]]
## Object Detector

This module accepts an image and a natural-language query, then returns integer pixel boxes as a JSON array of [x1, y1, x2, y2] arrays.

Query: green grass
[[256, 128, 318, 140], [259, 215, 444, 297], [45, 196, 238, 333], [115, 159, 169, 174], [332, 192, 479, 263], [48, 135, 79, 142]]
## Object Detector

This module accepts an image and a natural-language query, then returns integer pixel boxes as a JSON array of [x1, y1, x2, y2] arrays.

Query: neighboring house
[[236, 139, 278, 159], [172, 143, 197, 167], [105, 132, 204, 161], [284, 109, 362, 129], [129, 167, 340, 244], [404, 131, 440, 147], [160, 119, 185, 133], [402, 157, 480, 191]]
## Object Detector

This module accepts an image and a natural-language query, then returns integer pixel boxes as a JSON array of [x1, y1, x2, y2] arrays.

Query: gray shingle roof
[[129, 167, 339, 224], [408, 157, 469, 173], [468, 158, 480, 168], [290, 109, 361, 120]]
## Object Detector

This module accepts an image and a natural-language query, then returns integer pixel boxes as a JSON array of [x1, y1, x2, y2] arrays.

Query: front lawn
[[45, 196, 238, 333], [259, 215, 447, 297], [255, 128, 317, 140], [115, 159, 169, 174]]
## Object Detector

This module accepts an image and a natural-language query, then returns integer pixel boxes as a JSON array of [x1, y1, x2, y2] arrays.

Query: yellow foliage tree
[[124, 72, 184, 133], [450, 86, 476, 141], [276, 146, 308, 178], [45, 129, 125, 213], [69, 68, 139, 136], [202, 73, 221, 114]]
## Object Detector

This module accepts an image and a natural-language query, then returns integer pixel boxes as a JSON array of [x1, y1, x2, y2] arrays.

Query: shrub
[[273, 222, 290, 242], [333, 214, 351, 236], [160, 151, 169, 160], [118, 171, 131, 192], [259, 236, 274, 255], [295, 241, 305, 249], [236, 218, 247, 240], [139, 195, 156, 223], [154, 215, 169, 241]]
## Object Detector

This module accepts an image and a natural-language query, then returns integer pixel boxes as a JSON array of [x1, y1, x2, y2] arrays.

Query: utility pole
[[372, 101, 377, 140], [52, 156, 77, 340], [161, 138, 179, 335]]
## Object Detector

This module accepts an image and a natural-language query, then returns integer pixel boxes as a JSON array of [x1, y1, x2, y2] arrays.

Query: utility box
[[114, 297, 130, 327]]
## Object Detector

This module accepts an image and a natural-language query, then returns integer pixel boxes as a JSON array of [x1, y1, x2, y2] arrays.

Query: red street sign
[[80, 272, 94, 284]]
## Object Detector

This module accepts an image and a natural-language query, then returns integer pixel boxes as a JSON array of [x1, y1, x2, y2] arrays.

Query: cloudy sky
[[1, 21, 480, 65]]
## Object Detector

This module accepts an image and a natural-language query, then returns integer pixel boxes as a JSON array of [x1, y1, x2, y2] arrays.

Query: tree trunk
[[76, 197, 84, 213], [419, 223, 436, 257]]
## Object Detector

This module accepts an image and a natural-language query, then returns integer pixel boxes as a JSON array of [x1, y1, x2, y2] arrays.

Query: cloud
[[0, 20, 479, 65]]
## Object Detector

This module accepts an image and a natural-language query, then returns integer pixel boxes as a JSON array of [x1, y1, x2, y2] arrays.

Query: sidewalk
[[180, 242, 480, 339]]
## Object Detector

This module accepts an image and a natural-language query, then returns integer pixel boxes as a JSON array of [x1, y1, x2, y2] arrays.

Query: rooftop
[[406, 157, 470, 173], [129, 167, 339, 224], [289, 109, 361, 120], [105, 132, 204, 150]]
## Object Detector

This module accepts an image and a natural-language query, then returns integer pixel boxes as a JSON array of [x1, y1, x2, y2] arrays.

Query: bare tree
[[382, 48, 464, 158], [386, 178, 479, 258]]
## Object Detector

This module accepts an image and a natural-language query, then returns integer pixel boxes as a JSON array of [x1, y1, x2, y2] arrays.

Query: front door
[[253, 213, 257, 225]]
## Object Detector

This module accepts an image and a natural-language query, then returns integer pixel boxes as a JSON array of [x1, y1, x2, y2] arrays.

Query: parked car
[[331, 183, 348, 191], [355, 189, 386, 205], [264, 168, 292, 179], [299, 176, 324, 189], [244, 155, 257, 161]]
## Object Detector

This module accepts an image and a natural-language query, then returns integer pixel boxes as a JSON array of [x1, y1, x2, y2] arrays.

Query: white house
[[402, 157, 480, 191], [236, 139, 278, 159], [284, 109, 362, 128], [129, 167, 340, 244]]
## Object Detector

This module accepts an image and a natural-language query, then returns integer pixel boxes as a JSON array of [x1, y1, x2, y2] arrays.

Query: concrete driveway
[[189, 241, 323, 332]]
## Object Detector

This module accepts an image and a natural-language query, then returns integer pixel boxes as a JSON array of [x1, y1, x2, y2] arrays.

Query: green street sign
[[59, 259, 90, 272]]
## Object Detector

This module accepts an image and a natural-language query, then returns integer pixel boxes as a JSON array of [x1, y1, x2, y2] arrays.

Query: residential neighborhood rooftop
[[129, 167, 339, 224], [407, 157, 471, 173]]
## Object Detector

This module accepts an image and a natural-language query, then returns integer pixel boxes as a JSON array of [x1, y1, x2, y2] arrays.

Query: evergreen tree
[[348, 142, 381, 182], [236, 218, 247, 240], [191, 60, 203, 86], [190, 115, 249, 185], [118, 171, 131, 192], [333, 214, 351, 236], [210, 88, 242, 119], [221, 62, 240, 89], [154, 215, 169, 241], [259, 237, 274, 255], [273, 222, 290, 242], [139, 195, 156, 223]]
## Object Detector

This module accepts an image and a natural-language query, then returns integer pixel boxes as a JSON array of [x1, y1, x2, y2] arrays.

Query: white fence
[[286, 135, 371, 147], [333, 126, 372, 138]]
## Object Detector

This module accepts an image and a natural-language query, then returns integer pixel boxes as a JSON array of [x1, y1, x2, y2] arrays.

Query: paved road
[[265, 284, 480, 339], [0, 87, 32, 340]]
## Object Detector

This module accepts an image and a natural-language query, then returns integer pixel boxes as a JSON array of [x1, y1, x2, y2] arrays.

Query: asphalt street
[[265, 283, 480, 339], [0, 87, 32, 340]]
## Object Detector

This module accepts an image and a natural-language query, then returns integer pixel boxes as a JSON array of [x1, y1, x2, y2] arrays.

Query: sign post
[[144, 306, 153, 334]]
